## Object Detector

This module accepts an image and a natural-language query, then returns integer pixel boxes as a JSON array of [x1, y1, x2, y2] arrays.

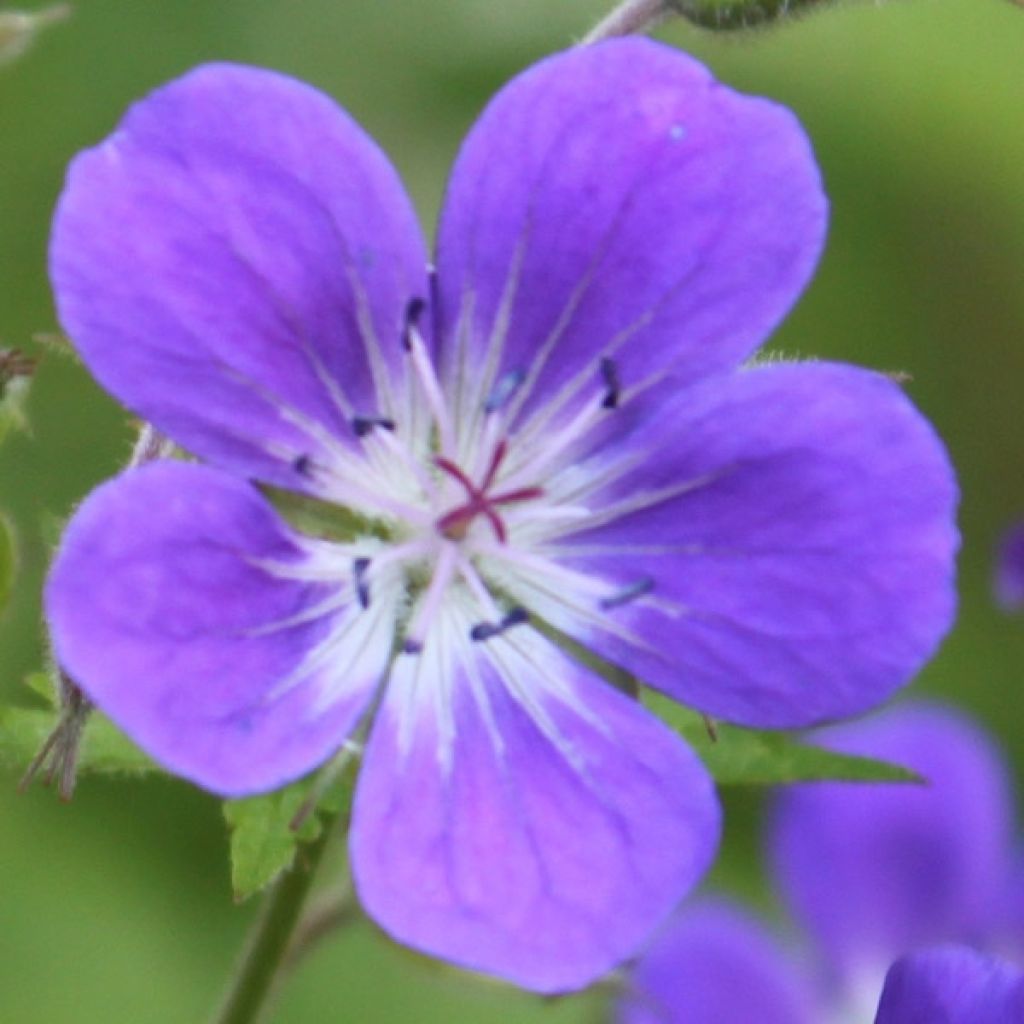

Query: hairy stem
[[210, 820, 337, 1024], [581, 0, 672, 43]]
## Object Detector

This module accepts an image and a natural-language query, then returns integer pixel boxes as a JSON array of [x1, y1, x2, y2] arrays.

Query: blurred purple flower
[[770, 702, 1016, 997], [994, 522, 1024, 611], [618, 703, 1020, 1019], [875, 946, 1024, 1024], [617, 899, 820, 1024], [44, 40, 957, 990]]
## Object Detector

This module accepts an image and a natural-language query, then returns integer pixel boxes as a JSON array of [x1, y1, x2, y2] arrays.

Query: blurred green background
[[1, 1, 1022, 1020]]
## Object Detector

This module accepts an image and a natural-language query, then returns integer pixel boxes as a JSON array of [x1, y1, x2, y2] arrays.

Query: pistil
[[434, 441, 543, 543]]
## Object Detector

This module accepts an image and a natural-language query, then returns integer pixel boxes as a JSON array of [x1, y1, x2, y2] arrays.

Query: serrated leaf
[[0, 704, 158, 776], [0, 514, 13, 612], [22, 671, 55, 705], [224, 759, 355, 902], [643, 690, 920, 786]]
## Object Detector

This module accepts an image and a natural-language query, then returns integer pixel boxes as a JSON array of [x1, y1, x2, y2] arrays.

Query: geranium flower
[[44, 39, 957, 991], [616, 703, 1019, 1020], [769, 702, 1017, 1003]]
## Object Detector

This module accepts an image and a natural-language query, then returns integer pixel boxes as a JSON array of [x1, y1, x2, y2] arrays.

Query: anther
[[599, 577, 654, 610], [502, 606, 530, 629], [402, 296, 427, 351], [470, 606, 530, 642], [600, 357, 621, 410], [402, 638, 424, 655], [292, 454, 314, 477], [352, 415, 396, 438], [484, 368, 526, 414], [353, 557, 371, 609]]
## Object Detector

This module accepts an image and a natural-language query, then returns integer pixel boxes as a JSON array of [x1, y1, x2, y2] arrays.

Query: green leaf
[[0, 703, 159, 777], [643, 690, 920, 786], [263, 486, 389, 544], [0, 372, 30, 445], [223, 758, 356, 902], [0, 514, 13, 613], [22, 670, 57, 705]]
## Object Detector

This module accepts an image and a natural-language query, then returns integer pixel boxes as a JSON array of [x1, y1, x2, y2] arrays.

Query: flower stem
[[210, 820, 337, 1024], [283, 884, 358, 973], [580, 0, 672, 43]]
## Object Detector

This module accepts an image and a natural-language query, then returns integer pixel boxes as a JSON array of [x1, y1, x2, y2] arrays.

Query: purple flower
[[44, 40, 957, 991], [617, 899, 821, 1024], [617, 703, 1019, 1019], [875, 947, 1024, 1024], [769, 702, 1016, 997], [994, 522, 1024, 611]]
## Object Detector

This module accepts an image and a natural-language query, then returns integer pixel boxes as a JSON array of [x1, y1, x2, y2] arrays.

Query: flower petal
[[993, 521, 1024, 612], [528, 362, 957, 728], [434, 38, 825, 428], [45, 462, 395, 795], [874, 947, 1024, 1024], [50, 64, 428, 489], [350, 611, 720, 993], [1002, 852, 1024, 957], [618, 900, 819, 1024], [768, 703, 1013, 985]]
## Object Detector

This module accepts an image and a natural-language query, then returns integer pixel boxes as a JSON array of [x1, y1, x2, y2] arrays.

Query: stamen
[[497, 393, 606, 493], [474, 542, 610, 600], [470, 606, 530, 642], [402, 542, 458, 654], [600, 357, 621, 410], [366, 422, 438, 503], [599, 578, 655, 610], [455, 552, 502, 619], [353, 557, 371, 609], [401, 296, 426, 352], [314, 460, 432, 526], [484, 368, 526, 414], [352, 415, 396, 438], [403, 299, 455, 455], [292, 454, 314, 477]]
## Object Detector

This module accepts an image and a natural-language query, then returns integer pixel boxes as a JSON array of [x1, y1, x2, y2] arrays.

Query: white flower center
[[286, 296, 664, 662]]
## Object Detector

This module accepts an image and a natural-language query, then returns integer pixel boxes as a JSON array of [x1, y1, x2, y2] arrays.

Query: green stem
[[210, 820, 337, 1024]]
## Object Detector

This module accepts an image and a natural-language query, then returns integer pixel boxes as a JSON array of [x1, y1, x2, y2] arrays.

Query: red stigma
[[434, 442, 542, 543]]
